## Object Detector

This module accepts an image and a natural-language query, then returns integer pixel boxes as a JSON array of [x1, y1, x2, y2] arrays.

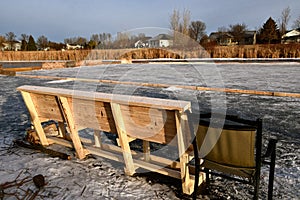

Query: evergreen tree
[[258, 17, 280, 44], [21, 39, 28, 51], [27, 35, 37, 51]]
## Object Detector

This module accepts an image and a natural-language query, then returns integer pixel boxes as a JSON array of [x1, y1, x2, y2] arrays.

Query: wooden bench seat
[[17, 85, 205, 195]]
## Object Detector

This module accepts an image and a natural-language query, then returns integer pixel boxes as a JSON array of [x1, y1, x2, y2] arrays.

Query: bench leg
[[59, 97, 87, 159], [21, 91, 49, 146], [57, 122, 67, 139], [176, 111, 194, 195], [143, 140, 150, 162], [94, 130, 102, 148], [111, 103, 136, 176]]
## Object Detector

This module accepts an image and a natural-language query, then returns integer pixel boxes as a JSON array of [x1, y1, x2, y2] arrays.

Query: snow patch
[[46, 80, 72, 84], [163, 86, 182, 92]]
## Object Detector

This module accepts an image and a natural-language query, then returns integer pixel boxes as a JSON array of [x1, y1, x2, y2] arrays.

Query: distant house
[[281, 29, 300, 44], [134, 37, 151, 48], [148, 34, 173, 48], [209, 32, 237, 46], [209, 31, 257, 46], [66, 43, 83, 50], [241, 31, 257, 45], [1, 41, 21, 51]]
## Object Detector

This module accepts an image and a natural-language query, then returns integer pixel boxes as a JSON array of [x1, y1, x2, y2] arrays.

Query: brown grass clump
[[120, 48, 182, 59]]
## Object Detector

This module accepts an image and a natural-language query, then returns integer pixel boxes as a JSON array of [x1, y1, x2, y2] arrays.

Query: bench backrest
[[17, 85, 191, 144], [196, 114, 262, 178]]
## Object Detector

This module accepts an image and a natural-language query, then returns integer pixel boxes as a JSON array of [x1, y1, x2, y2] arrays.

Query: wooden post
[[111, 103, 136, 175], [59, 97, 87, 159], [57, 122, 67, 138], [21, 92, 49, 146], [143, 140, 151, 162], [175, 110, 194, 195], [94, 130, 102, 148]]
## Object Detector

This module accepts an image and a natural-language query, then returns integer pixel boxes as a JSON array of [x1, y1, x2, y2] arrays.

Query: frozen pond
[[0, 62, 299, 199]]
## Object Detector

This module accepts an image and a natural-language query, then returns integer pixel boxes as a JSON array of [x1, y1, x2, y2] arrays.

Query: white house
[[66, 43, 83, 50], [282, 29, 300, 44], [1, 41, 21, 51], [148, 34, 173, 48], [134, 39, 150, 48]]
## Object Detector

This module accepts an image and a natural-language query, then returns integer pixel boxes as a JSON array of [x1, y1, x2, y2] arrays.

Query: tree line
[[169, 6, 300, 46], [1, 6, 300, 51], [0, 32, 154, 51]]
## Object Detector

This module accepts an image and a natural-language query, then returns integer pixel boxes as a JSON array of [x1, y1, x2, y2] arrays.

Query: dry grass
[[0, 44, 299, 62], [205, 44, 300, 58]]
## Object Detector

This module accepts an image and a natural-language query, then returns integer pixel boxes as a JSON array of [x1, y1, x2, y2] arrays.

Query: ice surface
[[1, 63, 299, 199]]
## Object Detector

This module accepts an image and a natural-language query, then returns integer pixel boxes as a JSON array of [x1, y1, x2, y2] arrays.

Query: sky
[[1, 0, 299, 42]]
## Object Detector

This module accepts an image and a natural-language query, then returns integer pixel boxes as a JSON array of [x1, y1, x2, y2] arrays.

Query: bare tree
[[37, 35, 49, 50], [169, 9, 180, 33], [113, 32, 131, 48], [20, 34, 29, 42], [64, 36, 87, 46], [5, 32, 17, 50], [77, 37, 87, 46], [229, 23, 247, 44], [90, 34, 100, 43], [217, 26, 228, 33], [189, 21, 206, 42], [181, 8, 191, 35], [279, 6, 291, 35], [0, 35, 5, 50], [98, 32, 112, 48], [292, 15, 300, 29]]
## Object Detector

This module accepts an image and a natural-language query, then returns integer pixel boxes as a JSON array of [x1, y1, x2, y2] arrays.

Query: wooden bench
[[17, 85, 205, 195]]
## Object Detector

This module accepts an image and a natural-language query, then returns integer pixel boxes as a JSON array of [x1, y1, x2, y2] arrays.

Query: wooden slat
[[119, 105, 177, 144], [30, 93, 64, 122], [48, 137, 124, 163], [68, 98, 117, 133]]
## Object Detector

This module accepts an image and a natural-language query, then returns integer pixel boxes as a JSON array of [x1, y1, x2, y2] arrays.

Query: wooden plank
[[119, 105, 177, 144], [48, 137, 124, 163], [111, 102, 136, 175], [59, 96, 87, 159], [21, 91, 49, 146], [30, 93, 64, 122], [17, 85, 191, 111], [134, 159, 181, 179], [48, 137, 73, 148], [68, 98, 117, 133], [87, 146, 124, 163]]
